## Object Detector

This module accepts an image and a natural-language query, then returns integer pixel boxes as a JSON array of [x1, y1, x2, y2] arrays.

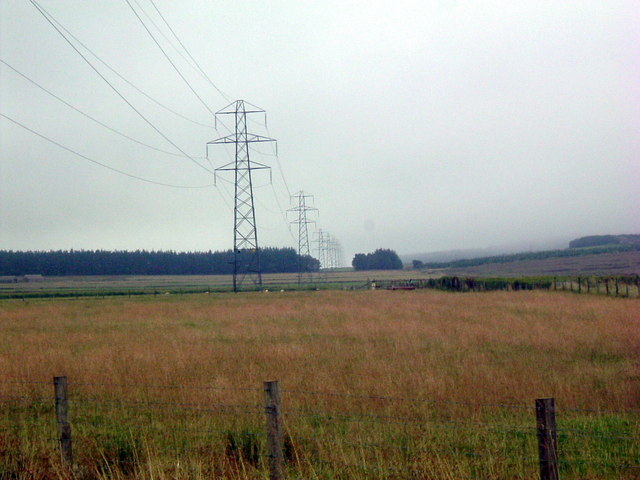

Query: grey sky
[[1, 1, 638, 263]]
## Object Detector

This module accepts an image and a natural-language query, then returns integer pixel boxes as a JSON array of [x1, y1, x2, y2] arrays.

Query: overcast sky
[[1, 1, 638, 263]]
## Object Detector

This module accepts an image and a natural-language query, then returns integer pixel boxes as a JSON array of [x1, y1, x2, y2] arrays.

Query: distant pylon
[[313, 229, 329, 282], [207, 100, 276, 292], [328, 237, 344, 270], [288, 191, 317, 285], [314, 231, 344, 278]]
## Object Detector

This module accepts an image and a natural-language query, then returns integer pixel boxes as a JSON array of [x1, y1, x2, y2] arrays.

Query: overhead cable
[[31, 1, 215, 129], [262, 124, 292, 198], [130, 0, 203, 78], [124, 0, 217, 118], [270, 183, 297, 245], [29, 0, 214, 175], [0, 58, 205, 160], [1, 112, 214, 189], [147, 0, 232, 102]]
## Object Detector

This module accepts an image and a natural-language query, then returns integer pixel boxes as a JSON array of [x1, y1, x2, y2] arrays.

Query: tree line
[[0, 248, 319, 276], [352, 249, 403, 271]]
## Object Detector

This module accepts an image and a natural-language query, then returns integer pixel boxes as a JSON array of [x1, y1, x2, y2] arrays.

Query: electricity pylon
[[207, 100, 276, 292], [328, 237, 344, 270], [287, 191, 317, 285], [314, 231, 344, 279], [313, 229, 330, 282]]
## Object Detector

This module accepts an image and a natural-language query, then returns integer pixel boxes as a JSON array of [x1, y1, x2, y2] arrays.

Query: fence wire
[[1, 378, 638, 478]]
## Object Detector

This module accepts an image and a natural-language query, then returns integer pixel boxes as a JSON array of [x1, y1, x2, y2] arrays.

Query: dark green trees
[[0, 248, 320, 276], [352, 249, 403, 271]]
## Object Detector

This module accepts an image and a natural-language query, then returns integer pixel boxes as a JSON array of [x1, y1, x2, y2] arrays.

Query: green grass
[[0, 290, 638, 478]]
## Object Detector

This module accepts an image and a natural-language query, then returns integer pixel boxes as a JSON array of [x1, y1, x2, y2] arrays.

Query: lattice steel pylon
[[207, 100, 276, 292], [288, 191, 317, 285], [313, 229, 329, 282], [314, 230, 344, 279], [328, 237, 344, 270]]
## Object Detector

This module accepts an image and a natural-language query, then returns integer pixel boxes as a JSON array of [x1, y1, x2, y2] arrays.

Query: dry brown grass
[[0, 290, 638, 479], [2, 290, 638, 406]]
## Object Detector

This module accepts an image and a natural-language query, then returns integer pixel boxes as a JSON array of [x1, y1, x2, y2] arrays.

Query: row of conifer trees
[[0, 248, 319, 276]]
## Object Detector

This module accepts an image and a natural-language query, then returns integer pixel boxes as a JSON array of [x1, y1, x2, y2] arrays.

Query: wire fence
[[371, 275, 640, 298], [0, 378, 638, 479], [2, 274, 638, 301]]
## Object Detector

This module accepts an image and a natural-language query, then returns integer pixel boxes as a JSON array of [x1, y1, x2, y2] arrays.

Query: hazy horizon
[[2, 2, 638, 264]]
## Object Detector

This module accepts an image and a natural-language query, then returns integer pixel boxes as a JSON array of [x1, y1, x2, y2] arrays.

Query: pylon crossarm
[[208, 134, 275, 145], [216, 164, 270, 172]]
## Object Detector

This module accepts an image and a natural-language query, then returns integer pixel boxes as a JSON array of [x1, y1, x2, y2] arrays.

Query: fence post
[[536, 398, 559, 480], [577, 277, 581, 294], [53, 376, 73, 467], [264, 381, 284, 480]]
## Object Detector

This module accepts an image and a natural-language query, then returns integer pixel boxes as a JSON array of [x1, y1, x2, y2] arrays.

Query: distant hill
[[401, 247, 508, 264], [408, 234, 640, 276], [437, 249, 640, 277], [417, 244, 637, 269], [569, 234, 640, 249], [401, 238, 569, 264]]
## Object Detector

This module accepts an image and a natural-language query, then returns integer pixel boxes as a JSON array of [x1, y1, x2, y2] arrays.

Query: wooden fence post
[[264, 381, 284, 480], [615, 278, 619, 297], [577, 277, 581, 294], [53, 376, 73, 467], [536, 398, 559, 480]]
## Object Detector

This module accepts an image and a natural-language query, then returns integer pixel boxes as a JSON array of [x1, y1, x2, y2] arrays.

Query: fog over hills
[[400, 236, 571, 264]]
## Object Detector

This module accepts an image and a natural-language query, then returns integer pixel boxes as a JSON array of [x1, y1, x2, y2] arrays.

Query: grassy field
[[0, 269, 426, 299], [0, 289, 638, 479]]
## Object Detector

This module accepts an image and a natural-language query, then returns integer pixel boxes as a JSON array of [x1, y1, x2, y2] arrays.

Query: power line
[[288, 191, 318, 284], [208, 100, 279, 291], [29, 0, 214, 176], [130, 0, 203, 78], [0, 112, 213, 189], [245, 124, 294, 235], [271, 183, 297, 245], [146, 0, 231, 102], [214, 185, 233, 212], [124, 0, 217, 119], [0, 58, 205, 160], [129, 0, 228, 169], [263, 124, 292, 198], [32, 1, 216, 129]]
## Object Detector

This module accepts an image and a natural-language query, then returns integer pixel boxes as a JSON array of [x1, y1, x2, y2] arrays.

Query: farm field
[[0, 269, 424, 299], [0, 289, 638, 479]]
